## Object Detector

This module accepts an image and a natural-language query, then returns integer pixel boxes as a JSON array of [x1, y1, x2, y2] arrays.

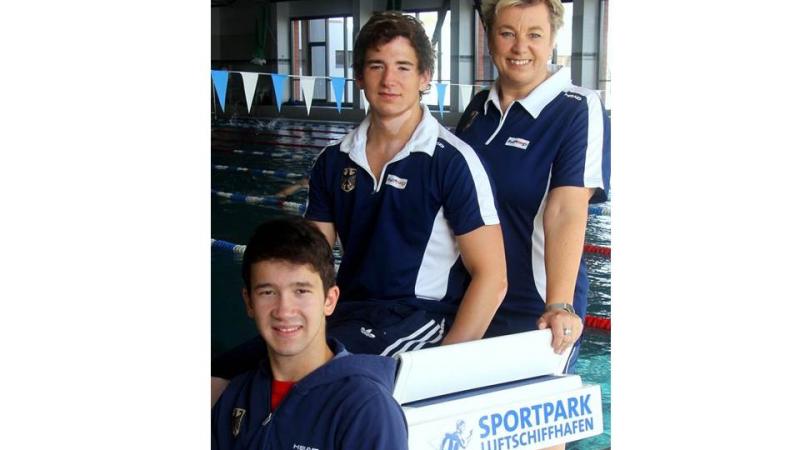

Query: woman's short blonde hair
[[481, 0, 565, 36]]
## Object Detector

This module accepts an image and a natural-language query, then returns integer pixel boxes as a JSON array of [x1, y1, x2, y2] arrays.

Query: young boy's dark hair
[[352, 11, 435, 93], [241, 217, 336, 292]]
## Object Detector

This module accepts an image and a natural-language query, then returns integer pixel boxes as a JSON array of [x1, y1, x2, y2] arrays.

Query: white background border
[[2, 1, 800, 448]]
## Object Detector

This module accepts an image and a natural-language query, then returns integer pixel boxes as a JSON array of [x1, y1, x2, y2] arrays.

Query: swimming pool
[[211, 117, 611, 449]]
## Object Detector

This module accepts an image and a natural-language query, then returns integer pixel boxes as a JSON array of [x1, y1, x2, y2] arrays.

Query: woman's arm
[[537, 185, 595, 354]]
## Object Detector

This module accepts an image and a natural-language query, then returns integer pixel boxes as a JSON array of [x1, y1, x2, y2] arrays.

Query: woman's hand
[[537, 309, 584, 354]]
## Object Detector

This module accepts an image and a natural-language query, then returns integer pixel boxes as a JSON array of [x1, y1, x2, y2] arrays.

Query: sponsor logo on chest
[[504, 137, 530, 150], [385, 174, 408, 190]]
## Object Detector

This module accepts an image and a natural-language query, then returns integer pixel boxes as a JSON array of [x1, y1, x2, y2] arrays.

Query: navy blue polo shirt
[[305, 105, 498, 312], [456, 66, 611, 326]]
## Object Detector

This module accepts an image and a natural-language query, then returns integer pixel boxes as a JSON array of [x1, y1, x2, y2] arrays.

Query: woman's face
[[489, 2, 555, 95]]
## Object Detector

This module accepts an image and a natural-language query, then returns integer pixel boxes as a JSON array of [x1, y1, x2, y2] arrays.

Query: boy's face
[[356, 36, 431, 120], [242, 260, 338, 361]]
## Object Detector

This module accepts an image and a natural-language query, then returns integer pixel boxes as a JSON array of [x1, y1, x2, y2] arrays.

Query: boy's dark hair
[[353, 11, 435, 91], [241, 217, 336, 292]]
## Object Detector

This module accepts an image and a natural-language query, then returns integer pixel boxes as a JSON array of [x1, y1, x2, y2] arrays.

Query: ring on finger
[[563, 327, 573, 336]]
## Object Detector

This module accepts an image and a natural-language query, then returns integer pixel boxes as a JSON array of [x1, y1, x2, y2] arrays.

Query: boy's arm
[[441, 224, 507, 344], [309, 220, 336, 248]]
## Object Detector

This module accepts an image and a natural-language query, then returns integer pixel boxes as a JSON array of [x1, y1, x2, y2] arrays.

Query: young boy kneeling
[[212, 218, 408, 450]]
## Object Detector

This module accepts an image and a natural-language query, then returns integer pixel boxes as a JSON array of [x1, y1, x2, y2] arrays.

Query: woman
[[456, 0, 610, 368]]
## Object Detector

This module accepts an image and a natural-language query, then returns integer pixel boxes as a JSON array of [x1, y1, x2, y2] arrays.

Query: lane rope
[[212, 120, 352, 135], [214, 129, 343, 141], [584, 315, 611, 331], [211, 148, 314, 161], [588, 205, 611, 216], [212, 138, 328, 149], [212, 165, 307, 179], [583, 243, 611, 257], [212, 189, 305, 213]]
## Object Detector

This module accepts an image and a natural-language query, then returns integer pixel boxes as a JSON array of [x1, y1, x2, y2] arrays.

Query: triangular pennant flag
[[458, 85, 474, 112], [360, 89, 369, 114], [241, 72, 260, 113], [300, 76, 316, 115], [211, 70, 229, 112], [330, 77, 345, 113], [270, 73, 288, 112], [436, 83, 448, 118]]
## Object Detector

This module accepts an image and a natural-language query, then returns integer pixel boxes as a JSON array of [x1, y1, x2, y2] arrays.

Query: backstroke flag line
[[436, 83, 448, 118], [331, 77, 345, 112], [360, 89, 369, 114], [271, 73, 288, 112], [459, 85, 473, 112], [300, 76, 316, 115], [211, 70, 229, 112], [211, 70, 490, 118], [241, 72, 259, 112]]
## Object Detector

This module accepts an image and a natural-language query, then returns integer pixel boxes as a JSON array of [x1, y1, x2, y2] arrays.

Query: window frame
[[402, 8, 452, 109], [288, 14, 355, 109]]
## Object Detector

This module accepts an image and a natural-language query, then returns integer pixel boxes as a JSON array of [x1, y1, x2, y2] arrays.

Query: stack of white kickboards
[[394, 330, 602, 450]]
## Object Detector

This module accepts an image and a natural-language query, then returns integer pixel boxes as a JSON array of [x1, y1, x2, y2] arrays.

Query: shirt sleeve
[[337, 391, 409, 450], [304, 147, 335, 222], [441, 144, 499, 236], [550, 91, 610, 204]]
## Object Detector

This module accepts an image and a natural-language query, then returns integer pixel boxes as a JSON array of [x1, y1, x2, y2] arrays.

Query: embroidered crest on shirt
[[385, 174, 408, 190], [341, 167, 357, 192], [231, 408, 246, 438], [564, 92, 582, 101], [504, 137, 530, 150]]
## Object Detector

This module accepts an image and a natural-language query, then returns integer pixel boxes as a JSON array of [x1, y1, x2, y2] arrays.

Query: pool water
[[211, 117, 611, 449]]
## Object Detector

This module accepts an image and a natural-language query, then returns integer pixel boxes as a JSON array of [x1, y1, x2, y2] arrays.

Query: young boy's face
[[243, 259, 338, 361], [356, 36, 431, 120]]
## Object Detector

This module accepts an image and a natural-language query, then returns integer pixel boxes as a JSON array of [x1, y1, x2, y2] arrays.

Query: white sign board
[[404, 377, 602, 450]]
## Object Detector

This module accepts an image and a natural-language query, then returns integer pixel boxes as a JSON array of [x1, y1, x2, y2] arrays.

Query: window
[[598, 0, 611, 109], [404, 10, 451, 108], [290, 16, 355, 106], [474, 10, 496, 86], [554, 2, 573, 67], [335, 50, 353, 69]]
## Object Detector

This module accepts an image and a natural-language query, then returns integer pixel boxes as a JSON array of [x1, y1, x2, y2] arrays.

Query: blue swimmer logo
[[440, 419, 473, 450]]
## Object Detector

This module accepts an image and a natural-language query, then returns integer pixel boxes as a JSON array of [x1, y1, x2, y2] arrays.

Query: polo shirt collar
[[339, 103, 439, 160], [483, 65, 571, 118]]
